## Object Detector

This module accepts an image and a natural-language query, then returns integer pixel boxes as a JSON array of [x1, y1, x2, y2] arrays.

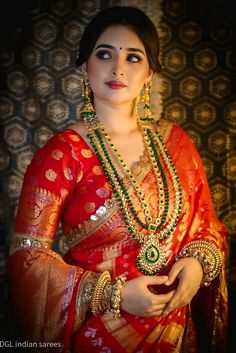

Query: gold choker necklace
[[83, 115, 182, 275]]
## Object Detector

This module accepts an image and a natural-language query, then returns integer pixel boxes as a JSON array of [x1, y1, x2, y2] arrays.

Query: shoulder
[[155, 119, 195, 147], [37, 124, 87, 154], [68, 121, 88, 141], [154, 119, 201, 166], [29, 129, 85, 171], [153, 119, 184, 144]]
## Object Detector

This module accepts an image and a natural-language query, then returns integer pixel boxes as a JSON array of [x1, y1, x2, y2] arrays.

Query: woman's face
[[82, 25, 152, 107]]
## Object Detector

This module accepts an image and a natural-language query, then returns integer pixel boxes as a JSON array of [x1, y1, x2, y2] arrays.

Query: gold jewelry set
[[89, 271, 127, 318], [81, 77, 183, 275], [79, 77, 222, 286]]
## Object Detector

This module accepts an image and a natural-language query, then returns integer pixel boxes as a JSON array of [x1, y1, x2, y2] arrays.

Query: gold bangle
[[78, 271, 99, 306], [110, 274, 127, 318], [90, 271, 111, 316], [101, 281, 113, 312], [76, 271, 99, 328], [176, 240, 222, 286]]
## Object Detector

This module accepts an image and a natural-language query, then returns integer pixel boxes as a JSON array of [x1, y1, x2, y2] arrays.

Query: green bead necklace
[[83, 114, 182, 275]]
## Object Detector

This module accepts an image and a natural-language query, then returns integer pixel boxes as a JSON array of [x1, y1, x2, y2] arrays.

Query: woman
[[8, 6, 228, 353]]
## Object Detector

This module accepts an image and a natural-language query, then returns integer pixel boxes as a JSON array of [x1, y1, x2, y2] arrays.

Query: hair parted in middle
[[76, 6, 161, 73]]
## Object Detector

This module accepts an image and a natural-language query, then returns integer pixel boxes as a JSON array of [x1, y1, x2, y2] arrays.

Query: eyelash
[[127, 54, 141, 63], [96, 51, 111, 60], [96, 50, 141, 63]]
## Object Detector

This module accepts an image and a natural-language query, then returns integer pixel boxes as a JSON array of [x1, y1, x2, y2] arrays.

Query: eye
[[127, 54, 141, 63], [96, 50, 111, 60]]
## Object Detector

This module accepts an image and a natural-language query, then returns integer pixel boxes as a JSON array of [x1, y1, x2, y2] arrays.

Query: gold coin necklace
[[83, 115, 182, 275]]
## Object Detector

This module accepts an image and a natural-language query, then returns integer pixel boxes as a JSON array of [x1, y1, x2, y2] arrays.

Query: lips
[[105, 80, 127, 89]]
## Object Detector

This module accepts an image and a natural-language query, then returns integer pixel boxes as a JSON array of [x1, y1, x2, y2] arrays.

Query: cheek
[[132, 73, 148, 90], [131, 67, 149, 83], [86, 63, 99, 81], [86, 58, 104, 80]]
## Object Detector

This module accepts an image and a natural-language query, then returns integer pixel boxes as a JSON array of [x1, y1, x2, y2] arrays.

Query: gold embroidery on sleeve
[[45, 169, 57, 181], [81, 149, 93, 158], [15, 186, 63, 240], [11, 232, 53, 250], [51, 149, 63, 160]]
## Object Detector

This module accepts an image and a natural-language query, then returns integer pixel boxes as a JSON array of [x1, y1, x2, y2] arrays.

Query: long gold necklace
[[83, 115, 182, 275]]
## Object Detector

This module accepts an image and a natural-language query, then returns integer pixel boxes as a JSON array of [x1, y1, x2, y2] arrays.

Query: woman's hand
[[120, 275, 175, 317], [161, 257, 203, 316]]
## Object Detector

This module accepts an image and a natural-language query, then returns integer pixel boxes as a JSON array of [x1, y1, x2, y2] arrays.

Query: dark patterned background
[[0, 0, 235, 352]]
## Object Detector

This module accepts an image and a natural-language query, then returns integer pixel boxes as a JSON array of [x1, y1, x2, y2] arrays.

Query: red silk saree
[[8, 121, 228, 353]]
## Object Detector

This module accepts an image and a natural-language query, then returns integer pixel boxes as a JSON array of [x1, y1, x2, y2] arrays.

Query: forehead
[[95, 25, 145, 50]]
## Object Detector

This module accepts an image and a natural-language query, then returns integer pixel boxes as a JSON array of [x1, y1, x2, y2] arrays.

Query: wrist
[[88, 272, 127, 317], [175, 240, 222, 286]]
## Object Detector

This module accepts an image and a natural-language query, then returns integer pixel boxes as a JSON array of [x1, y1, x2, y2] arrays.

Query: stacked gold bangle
[[176, 240, 222, 286], [90, 271, 111, 315], [89, 271, 127, 317], [110, 274, 127, 318]]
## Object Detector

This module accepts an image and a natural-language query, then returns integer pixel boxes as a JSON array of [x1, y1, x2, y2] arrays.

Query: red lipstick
[[105, 80, 127, 89]]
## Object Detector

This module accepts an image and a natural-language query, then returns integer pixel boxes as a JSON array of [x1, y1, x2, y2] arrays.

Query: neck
[[93, 99, 138, 134]]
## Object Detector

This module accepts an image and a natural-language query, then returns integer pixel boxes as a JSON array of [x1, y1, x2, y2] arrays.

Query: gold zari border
[[11, 232, 53, 251]]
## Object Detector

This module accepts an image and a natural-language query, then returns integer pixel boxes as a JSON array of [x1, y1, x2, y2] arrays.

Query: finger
[[144, 309, 165, 317], [150, 309, 164, 317], [165, 264, 182, 286], [155, 289, 175, 304], [161, 285, 185, 315], [146, 288, 174, 303], [149, 303, 167, 313], [144, 275, 168, 286]]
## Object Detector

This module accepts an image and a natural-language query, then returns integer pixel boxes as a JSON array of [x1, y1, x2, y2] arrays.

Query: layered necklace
[[83, 114, 182, 275]]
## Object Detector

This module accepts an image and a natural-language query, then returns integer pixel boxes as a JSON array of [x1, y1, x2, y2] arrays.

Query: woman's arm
[[8, 131, 90, 351]]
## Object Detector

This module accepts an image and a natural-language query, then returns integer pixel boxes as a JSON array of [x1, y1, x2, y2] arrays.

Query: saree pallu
[[8, 121, 228, 353]]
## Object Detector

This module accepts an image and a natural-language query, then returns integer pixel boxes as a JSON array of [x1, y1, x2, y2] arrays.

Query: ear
[[146, 70, 153, 85], [79, 63, 87, 76]]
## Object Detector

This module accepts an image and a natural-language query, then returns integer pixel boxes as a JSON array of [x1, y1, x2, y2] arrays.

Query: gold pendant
[[136, 235, 166, 275]]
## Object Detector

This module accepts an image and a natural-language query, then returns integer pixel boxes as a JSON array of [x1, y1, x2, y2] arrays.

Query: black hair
[[76, 6, 161, 73]]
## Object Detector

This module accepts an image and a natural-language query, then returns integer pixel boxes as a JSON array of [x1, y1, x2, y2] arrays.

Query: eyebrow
[[95, 44, 145, 55]]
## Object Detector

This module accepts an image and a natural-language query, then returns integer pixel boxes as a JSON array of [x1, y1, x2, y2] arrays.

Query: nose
[[112, 56, 125, 76]]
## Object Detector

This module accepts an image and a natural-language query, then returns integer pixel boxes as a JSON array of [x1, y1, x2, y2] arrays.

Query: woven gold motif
[[14, 186, 63, 240]]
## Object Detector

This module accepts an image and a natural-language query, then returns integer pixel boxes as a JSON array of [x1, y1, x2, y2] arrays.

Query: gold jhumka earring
[[140, 81, 153, 121], [81, 78, 96, 119]]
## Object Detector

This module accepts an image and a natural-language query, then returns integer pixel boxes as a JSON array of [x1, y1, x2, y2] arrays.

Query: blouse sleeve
[[8, 131, 91, 352]]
